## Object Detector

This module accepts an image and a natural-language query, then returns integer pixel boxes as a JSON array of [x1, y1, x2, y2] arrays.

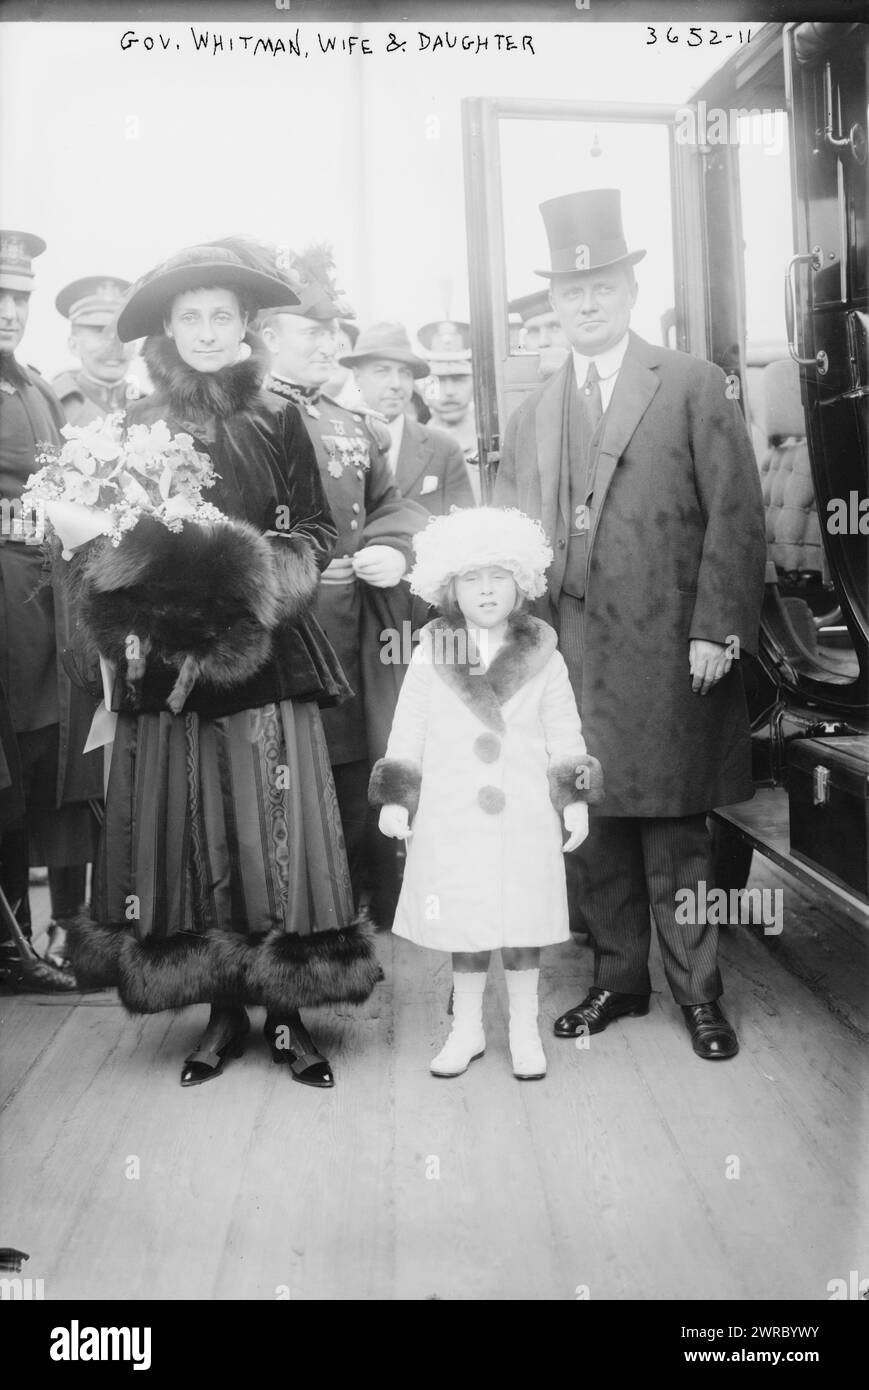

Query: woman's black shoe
[[180, 1007, 250, 1087], [264, 1011, 334, 1088]]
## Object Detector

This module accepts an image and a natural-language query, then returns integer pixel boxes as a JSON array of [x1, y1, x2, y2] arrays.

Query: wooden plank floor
[[1, 858, 867, 1301]]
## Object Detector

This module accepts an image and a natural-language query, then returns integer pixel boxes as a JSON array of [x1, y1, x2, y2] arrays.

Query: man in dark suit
[[339, 323, 473, 515], [494, 190, 767, 1061]]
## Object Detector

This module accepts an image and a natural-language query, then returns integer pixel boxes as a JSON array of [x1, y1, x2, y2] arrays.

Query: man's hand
[[352, 545, 407, 588], [562, 801, 589, 853], [689, 638, 732, 695], [378, 804, 411, 839], [321, 554, 356, 584]]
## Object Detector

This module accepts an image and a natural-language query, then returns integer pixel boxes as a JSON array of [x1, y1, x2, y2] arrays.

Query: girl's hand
[[379, 804, 411, 839], [562, 801, 589, 853]]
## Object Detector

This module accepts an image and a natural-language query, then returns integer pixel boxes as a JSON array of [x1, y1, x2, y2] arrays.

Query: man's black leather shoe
[[682, 1001, 739, 1060], [553, 987, 650, 1037]]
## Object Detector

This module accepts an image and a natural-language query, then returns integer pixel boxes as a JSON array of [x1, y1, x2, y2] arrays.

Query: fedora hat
[[338, 322, 429, 379], [534, 189, 646, 279], [0, 229, 46, 293], [116, 241, 300, 342]]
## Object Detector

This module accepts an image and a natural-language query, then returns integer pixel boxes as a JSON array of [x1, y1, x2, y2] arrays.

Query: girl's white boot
[[430, 972, 487, 1077], [506, 968, 547, 1079]]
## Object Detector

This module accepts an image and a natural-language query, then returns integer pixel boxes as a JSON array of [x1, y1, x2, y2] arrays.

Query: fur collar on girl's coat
[[421, 611, 557, 734], [142, 332, 271, 419]]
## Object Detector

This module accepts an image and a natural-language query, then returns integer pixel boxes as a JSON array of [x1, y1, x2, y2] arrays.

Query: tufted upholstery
[[755, 359, 825, 576]]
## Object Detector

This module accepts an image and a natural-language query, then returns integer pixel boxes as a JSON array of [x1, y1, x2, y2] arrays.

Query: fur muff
[[78, 515, 283, 694], [368, 757, 422, 817], [67, 915, 381, 1014], [547, 753, 605, 811]]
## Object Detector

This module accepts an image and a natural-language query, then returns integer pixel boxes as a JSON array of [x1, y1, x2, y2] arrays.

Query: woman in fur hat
[[68, 238, 381, 1088], [370, 507, 603, 1080]]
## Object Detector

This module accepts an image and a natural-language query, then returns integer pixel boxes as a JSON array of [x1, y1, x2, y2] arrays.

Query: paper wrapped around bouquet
[[45, 499, 112, 559]]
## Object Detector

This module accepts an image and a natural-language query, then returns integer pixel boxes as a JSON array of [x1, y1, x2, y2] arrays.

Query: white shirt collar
[[386, 412, 405, 470], [572, 331, 631, 389]]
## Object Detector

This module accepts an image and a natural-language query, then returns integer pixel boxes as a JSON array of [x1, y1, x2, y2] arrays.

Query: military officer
[[259, 247, 429, 918], [52, 276, 137, 424], [0, 230, 102, 990], [422, 343, 479, 501]]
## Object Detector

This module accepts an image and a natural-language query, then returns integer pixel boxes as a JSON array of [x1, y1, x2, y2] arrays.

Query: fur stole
[[141, 332, 270, 420]]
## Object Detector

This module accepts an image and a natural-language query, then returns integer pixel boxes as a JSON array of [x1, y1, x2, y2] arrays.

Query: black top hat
[[534, 189, 646, 279], [116, 241, 300, 342]]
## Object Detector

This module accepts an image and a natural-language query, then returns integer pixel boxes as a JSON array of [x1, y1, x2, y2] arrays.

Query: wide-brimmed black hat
[[534, 189, 646, 279], [338, 322, 429, 378], [116, 242, 300, 342]]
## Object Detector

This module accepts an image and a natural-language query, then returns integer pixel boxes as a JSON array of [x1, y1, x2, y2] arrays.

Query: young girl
[[370, 507, 603, 1079]]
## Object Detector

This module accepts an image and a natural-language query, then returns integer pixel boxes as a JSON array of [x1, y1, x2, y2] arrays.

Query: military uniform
[[266, 373, 428, 901], [50, 369, 133, 426], [52, 275, 138, 426], [0, 232, 102, 945]]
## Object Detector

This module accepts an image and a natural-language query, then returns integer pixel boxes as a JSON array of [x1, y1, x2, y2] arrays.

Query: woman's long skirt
[[69, 700, 380, 1014]]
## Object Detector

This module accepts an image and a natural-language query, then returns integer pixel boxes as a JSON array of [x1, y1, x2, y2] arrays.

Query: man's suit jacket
[[494, 332, 767, 818], [394, 417, 474, 515]]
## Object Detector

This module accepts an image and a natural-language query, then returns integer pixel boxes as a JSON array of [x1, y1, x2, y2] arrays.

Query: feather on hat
[[409, 507, 553, 607]]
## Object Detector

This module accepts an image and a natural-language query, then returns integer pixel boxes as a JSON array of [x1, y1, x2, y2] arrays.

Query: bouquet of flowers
[[23, 414, 301, 716], [22, 413, 223, 558]]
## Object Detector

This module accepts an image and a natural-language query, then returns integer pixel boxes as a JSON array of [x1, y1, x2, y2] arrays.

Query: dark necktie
[[582, 360, 602, 434]]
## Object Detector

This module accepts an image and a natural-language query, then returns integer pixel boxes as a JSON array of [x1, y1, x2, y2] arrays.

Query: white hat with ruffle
[[409, 506, 553, 606]]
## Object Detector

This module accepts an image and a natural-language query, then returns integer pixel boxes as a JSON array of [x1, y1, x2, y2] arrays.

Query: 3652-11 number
[[645, 27, 752, 47]]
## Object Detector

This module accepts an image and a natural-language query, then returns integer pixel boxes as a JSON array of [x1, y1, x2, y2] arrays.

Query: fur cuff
[[368, 758, 422, 817], [548, 753, 605, 811], [269, 534, 320, 623], [67, 915, 381, 1014]]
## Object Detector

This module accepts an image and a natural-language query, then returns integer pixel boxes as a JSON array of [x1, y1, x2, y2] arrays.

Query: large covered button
[[349, 519, 358, 531], [477, 785, 506, 815], [473, 732, 501, 763], [352, 502, 361, 514]]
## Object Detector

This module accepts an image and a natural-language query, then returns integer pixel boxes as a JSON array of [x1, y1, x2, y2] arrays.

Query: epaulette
[[50, 369, 85, 401]]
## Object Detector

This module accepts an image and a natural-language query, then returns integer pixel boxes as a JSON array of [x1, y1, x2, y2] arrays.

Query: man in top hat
[[340, 322, 473, 516], [494, 189, 767, 1061], [51, 276, 137, 424], [259, 251, 430, 920], [0, 230, 103, 990]]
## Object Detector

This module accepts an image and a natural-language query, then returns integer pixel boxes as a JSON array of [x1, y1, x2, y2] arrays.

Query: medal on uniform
[[0, 379, 16, 395]]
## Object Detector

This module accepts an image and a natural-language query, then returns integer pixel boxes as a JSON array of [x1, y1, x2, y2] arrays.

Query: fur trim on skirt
[[68, 699, 380, 1013]]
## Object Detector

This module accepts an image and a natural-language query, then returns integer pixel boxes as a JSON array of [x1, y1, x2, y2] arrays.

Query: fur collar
[[424, 612, 556, 732], [142, 332, 270, 419]]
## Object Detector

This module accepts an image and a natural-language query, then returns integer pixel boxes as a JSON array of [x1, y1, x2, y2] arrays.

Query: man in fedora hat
[[52, 276, 138, 425], [341, 322, 473, 516], [259, 254, 430, 921], [494, 188, 767, 1061], [0, 230, 103, 990]]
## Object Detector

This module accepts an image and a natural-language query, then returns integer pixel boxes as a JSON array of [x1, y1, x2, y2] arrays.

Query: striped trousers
[[557, 592, 722, 1005]]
